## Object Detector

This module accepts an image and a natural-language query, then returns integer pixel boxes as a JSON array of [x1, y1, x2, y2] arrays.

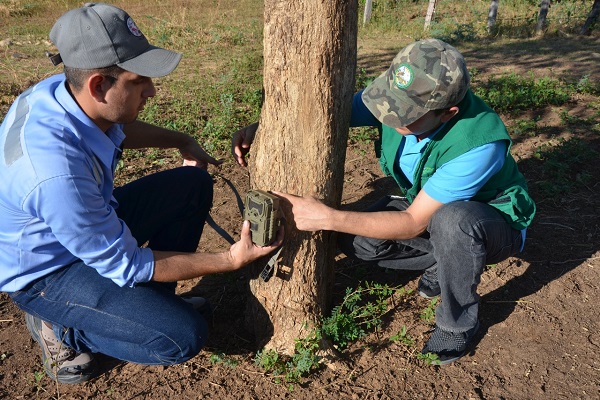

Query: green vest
[[377, 90, 536, 231]]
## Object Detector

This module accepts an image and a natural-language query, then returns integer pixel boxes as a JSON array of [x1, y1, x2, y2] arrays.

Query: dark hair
[[64, 65, 126, 91], [431, 107, 451, 116]]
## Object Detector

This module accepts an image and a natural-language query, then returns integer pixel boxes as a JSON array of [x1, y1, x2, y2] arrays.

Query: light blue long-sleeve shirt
[[0, 74, 154, 292]]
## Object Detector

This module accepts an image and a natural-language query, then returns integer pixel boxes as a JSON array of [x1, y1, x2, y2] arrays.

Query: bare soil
[[1, 35, 600, 399]]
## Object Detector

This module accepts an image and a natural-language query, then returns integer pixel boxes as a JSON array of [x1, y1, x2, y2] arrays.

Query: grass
[[472, 72, 572, 114], [2, 0, 597, 159]]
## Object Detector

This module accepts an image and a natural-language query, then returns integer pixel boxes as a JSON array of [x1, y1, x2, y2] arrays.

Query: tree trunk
[[424, 0, 437, 30], [246, 0, 357, 355], [487, 0, 499, 33], [535, 0, 551, 35], [580, 0, 600, 35]]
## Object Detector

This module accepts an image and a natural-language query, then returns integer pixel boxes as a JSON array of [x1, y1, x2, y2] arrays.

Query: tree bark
[[580, 0, 600, 35], [246, 0, 357, 355]]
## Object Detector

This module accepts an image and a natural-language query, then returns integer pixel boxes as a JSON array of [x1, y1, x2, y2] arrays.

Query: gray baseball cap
[[361, 39, 470, 129], [49, 3, 181, 77]]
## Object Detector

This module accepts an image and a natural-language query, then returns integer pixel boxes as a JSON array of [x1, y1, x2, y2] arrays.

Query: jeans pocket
[[19, 267, 70, 302]]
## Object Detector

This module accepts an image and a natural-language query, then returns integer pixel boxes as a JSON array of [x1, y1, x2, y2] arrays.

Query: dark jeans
[[10, 167, 213, 365], [338, 196, 523, 333]]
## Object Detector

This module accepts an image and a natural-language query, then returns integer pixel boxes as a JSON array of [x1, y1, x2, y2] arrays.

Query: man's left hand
[[180, 140, 223, 169]]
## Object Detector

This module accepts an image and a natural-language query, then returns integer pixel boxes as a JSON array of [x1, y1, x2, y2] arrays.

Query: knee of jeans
[[152, 318, 208, 365], [181, 167, 214, 205], [429, 203, 473, 240]]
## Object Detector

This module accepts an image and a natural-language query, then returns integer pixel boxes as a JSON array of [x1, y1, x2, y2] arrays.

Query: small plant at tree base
[[254, 328, 322, 384], [286, 329, 322, 382], [420, 298, 439, 324], [255, 349, 284, 379], [321, 282, 409, 350], [255, 283, 409, 383], [209, 352, 239, 368]]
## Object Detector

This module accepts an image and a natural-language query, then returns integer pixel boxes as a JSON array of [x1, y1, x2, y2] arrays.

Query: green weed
[[416, 351, 441, 366], [510, 117, 540, 137], [254, 329, 321, 384], [30, 370, 46, 394], [321, 282, 408, 350], [420, 297, 438, 324], [389, 325, 414, 347], [576, 75, 600, 96], [559, 110, 600, 134], [255, 283, 410, 383], [431, 22, 478, 45], [472, 73, 572, 113], [209, 352, 239, 368]]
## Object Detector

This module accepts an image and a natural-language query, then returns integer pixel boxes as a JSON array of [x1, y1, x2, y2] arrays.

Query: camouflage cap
[[361, 39, 470, 129]]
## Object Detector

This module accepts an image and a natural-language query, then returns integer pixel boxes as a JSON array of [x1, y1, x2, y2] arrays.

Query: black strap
[[205, 214, 236, 245], [206, 173, 245, 244]]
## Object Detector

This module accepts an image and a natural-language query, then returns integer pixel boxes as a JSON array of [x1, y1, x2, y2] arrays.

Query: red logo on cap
[[127, 17, 142, 37]]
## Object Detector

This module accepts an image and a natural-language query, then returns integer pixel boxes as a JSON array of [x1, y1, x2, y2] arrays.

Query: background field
[[1, 0, 599, 398]]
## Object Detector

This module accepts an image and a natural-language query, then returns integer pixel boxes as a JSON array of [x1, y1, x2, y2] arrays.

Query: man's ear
[[87, 74, 111, 103], [440, 106, 460, 123]]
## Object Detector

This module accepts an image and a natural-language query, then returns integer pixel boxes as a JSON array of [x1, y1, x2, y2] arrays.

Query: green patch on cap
[[394, 63, 414, 89]]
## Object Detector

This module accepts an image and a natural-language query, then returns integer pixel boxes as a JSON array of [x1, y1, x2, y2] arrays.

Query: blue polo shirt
[[0, 74, 154, 292]]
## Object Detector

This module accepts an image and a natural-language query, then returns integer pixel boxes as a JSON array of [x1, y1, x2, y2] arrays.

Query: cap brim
[[118, 46, 182, 78], [362, 70, 429, 129]]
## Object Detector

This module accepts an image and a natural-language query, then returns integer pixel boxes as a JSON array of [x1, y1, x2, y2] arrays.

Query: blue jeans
[[10, 167, 213, 365], [338, 196, 523, 333]]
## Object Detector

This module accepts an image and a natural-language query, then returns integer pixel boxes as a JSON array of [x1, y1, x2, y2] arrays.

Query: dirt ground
[[1, 35, 600, 399]]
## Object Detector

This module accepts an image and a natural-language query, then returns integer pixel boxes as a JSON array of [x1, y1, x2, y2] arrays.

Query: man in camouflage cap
[[238, 38, 535, 364]]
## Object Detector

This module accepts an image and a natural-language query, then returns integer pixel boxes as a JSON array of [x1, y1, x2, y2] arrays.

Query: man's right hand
[[231, 122, 258, 167], [227, 219, 284, 268]]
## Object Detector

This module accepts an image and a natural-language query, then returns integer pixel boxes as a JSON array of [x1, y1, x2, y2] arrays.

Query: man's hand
[[123, 121, 223, 169], [179, 138, 223, 169], [227, 219, 285, 269], [273, 191, 334, 232], [231, 122, 258, 167]]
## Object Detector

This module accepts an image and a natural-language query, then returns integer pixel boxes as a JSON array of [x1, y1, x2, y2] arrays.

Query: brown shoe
[[25, 313, 97, 384]]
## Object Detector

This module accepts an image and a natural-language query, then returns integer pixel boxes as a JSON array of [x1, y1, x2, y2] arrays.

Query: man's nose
[[144, 81, 156, 98]]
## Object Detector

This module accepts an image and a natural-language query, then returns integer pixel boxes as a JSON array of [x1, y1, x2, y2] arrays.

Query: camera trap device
[[244, 190, 281, 247]]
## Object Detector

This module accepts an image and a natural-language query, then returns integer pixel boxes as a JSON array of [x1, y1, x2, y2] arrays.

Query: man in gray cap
[[0, 3, 283, 384], [233, 39, 535, 365]]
